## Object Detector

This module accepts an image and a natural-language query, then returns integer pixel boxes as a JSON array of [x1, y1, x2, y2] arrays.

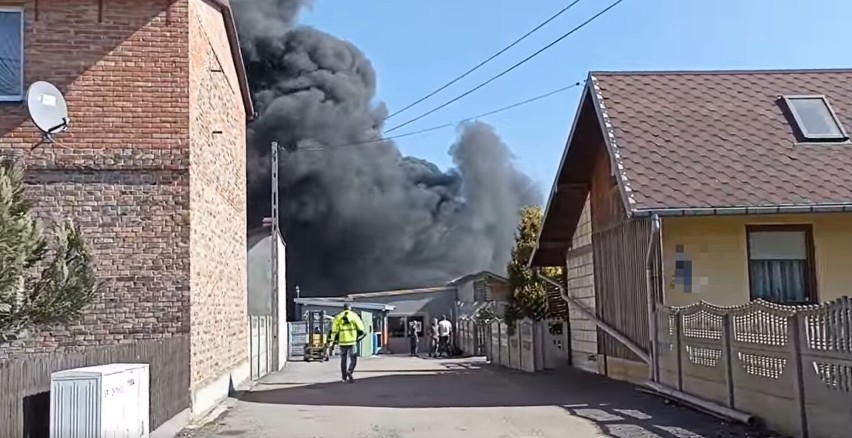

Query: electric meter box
[[50, 363, 150, 438]]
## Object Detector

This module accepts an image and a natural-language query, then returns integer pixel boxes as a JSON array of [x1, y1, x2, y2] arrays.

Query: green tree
[[504, 205, 562, 332], [0, 161, 98, 339]]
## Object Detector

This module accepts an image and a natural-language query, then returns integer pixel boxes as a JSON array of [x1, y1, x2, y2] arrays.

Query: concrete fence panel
[[499, 323, 510, 368], [520, 320, 535, 372], [543, 320, 570, 370], [655, 297, 852, 438], [798, 298, 852, 438], [728, 302, 801, 436], [656, 308, 681, 389], [678, 303, 728, 406]]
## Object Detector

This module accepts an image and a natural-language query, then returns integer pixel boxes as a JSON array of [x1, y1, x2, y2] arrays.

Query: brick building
[[0, 0, 253, 435]]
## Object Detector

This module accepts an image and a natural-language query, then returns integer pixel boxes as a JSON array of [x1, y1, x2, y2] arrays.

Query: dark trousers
[[409, 337, 419, 356], [339, 344, 358, 380], [438, 336, 450, 357]]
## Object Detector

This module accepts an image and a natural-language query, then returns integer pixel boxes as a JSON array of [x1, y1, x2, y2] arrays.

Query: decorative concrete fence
[[457, 318, 569, 373], [655, 297, 852, 438]]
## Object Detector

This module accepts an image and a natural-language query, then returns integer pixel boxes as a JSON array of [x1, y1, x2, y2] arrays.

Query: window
[[0, 7, 24, 101], [783, 95, 848, 141], [388, 316, 406, 338], [746, 225, 816, 304], [388, 315, 426, 337]]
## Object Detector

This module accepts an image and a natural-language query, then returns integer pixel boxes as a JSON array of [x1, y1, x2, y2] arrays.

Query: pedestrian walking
[[437, 315, 452, 358], [330, 303, 366, 383]]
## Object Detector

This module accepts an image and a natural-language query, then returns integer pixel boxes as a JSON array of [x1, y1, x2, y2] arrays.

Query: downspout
[[645, 214, 661, 382], [639, 215, 755, 426], [536, 270, 650, 364]]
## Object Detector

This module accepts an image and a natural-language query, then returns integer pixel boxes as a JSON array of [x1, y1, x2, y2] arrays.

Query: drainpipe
[[638, 215, 756, 426], [645, 214, 661, 382], [536, 270, 649, 364], [642, 381, 755, 425]]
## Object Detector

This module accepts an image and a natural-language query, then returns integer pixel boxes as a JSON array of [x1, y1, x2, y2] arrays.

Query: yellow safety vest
[[331, 310, 365, 346]]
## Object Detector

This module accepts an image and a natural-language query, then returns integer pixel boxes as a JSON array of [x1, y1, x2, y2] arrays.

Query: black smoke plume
[[232, 0, 541, 295]]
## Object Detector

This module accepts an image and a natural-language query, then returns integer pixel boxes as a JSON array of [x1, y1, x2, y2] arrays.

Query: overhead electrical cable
[[383, 0, 584, 121], [383, 0, 627, 135], [299, 80, 585, 151]]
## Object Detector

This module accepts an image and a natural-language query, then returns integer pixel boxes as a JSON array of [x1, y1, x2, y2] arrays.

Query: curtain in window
[[748, 259, 807, 303], [0, 12, 23, 97]]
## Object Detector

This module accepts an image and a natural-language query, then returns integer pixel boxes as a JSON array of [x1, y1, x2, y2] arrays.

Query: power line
[[383, 0, 627, 135], [384, 0, 584, 121], [299, 80, 584, 151]]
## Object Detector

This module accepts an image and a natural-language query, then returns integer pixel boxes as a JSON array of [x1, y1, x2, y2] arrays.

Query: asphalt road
[[182, 355, 778, 438]]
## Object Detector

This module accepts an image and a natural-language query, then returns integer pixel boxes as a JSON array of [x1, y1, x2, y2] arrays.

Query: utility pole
[[295, 285, 301, 320], [270, 141, 280, 371]]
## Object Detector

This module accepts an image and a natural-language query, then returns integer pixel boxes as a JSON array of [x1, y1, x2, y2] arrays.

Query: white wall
[[565, 196, 599, 373], [276, 234, 287, 368]]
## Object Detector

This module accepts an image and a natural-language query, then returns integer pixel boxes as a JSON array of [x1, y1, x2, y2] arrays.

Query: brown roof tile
[[592, 69, 852, 210]]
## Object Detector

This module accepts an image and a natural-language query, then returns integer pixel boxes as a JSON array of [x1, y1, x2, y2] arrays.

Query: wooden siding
[[588, 142, 651, 363], [593, 219, 652, 362]]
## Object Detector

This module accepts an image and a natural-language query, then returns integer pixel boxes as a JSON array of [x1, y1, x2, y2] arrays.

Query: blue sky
[[301, 0, 852, 199]]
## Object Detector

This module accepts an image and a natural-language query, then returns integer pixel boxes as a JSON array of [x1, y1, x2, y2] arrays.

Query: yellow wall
[[661, 213, 852, 307]]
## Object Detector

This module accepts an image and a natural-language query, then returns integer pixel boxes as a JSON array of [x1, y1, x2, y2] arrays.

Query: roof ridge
[[590, 67, 852, 76]]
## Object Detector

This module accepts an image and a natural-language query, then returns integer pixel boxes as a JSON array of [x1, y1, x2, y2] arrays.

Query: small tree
[[0, 161, 98, 339], [504, 205, 561, 332]]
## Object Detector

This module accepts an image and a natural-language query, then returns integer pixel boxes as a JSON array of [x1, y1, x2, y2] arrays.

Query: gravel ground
[[180, 356, 782, 438]]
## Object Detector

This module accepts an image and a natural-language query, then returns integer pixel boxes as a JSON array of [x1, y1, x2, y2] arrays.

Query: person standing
[[429, 318, 439, 358], [330, 303, 366, 383], [437, 315, 453, 358], [407, 320, 419, 357]]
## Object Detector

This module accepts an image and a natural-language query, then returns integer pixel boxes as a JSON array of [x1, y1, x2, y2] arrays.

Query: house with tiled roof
[[530, 68, 852, 381]]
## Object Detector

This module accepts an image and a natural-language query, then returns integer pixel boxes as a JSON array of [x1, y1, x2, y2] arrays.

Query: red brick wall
[[0, 0, 192, 354], [187, 0, 248, 386]]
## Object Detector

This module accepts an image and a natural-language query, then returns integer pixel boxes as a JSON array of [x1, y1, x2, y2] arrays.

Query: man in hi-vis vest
[[330, 303, 366, 383]]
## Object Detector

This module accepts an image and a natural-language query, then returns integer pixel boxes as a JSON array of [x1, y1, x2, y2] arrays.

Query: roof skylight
[[783, 95, 848, 141]]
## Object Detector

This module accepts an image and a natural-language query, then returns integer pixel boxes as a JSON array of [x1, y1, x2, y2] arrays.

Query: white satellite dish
[[26, 81, 70, 144]]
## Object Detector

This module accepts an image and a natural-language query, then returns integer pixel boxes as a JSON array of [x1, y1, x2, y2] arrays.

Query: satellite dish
[[26, 81, 70, 144]]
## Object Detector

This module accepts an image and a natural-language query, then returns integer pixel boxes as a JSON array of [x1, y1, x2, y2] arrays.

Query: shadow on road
[[238, 361, 777, 438]]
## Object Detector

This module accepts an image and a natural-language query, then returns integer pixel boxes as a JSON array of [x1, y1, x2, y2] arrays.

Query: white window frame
[[0, 6, 24, 102], [783, 95, 849, 141]]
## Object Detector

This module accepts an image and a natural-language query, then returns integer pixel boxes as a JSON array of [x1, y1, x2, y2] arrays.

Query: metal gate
[[249, 315, 274, 380], [287, 321, 306, 359]]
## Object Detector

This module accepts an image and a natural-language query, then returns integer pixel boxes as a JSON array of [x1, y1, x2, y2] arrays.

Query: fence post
[[497, 322, 502, 365], [518, 321, 524, 371], [721, 313, 735, 408], [788, 313, 808, 438], [674, 312, 683, 391]]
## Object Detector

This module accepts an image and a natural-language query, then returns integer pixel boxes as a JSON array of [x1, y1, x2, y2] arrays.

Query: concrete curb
[[178, 373, 259, 435]]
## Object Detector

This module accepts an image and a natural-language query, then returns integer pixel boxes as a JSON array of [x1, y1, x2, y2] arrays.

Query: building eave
[[531, 74, 631, 268], [294, 298, 395, 312], [209, 0, 255, 121], [634, 203, 852, 217]]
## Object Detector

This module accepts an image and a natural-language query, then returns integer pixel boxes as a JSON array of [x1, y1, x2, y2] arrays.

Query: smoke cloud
[[233, 0, 541, 295]]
